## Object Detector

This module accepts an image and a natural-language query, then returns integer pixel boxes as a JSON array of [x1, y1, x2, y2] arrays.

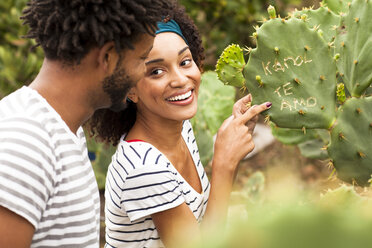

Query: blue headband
[[155, 19, 188, 45]]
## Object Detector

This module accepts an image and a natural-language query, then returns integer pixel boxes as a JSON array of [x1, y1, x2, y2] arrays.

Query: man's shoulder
[[0, 87, 41, 118], [0, 87, 57, 142]]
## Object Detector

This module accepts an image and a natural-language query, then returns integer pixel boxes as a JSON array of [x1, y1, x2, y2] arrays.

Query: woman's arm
[[152, 96, 271, 247], [204, 95, 271, 227], [152, 203, 201, 248]]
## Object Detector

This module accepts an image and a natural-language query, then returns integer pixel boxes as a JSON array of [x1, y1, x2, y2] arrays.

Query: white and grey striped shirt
[[0, 86, 100, 247], [105, 120, 210, 248]]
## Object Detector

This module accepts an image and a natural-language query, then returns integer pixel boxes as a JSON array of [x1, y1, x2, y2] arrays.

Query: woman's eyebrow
[[145, 46, 190, 65], [145, 58, 164, 65], [179, 46, 189, 55]]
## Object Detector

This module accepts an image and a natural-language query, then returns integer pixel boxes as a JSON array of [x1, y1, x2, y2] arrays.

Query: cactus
[[298, 138, 330, 160], [322, 0, 353, 14], [270, 123, 330, 159], [366, 84, 372, 95], [216, 44, 246, 88], [319, 184, 364, 207], [267, 5, 277, 19], [243, 17, 337, 129], [216, 1, 372, 185], [292, 6, 340, 44], [336, 83, 347, 104], [327, 97, 372, 185], [334, 0, 372, 97], [297, 129, 330, 160], [270, 122, 319, 145]]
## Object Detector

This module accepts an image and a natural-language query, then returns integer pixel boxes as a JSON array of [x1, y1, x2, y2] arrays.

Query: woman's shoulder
[[113, 138, 169, 171], [118, 136, 158, 152], [110, 120, 195, 174]]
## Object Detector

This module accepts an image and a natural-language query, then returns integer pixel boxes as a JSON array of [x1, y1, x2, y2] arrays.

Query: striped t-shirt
[[0, 86, 100, 247], [105, 120, 210, 248]]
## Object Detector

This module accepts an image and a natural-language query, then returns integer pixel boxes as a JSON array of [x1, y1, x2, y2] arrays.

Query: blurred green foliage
[[188, 181, 372, 248], [0, 0, 43, 99], [86, 136, 116, 191]]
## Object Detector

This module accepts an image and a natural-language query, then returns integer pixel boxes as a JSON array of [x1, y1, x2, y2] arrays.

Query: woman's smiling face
[[129, 32, 201, 122]]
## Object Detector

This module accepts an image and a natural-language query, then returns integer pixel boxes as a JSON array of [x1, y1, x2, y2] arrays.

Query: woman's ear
[[127, 88, 139, 103], [98, 41, 117, 73]]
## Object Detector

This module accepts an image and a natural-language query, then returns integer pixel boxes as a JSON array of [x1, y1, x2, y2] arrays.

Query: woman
[[88, 3, 271, 248]]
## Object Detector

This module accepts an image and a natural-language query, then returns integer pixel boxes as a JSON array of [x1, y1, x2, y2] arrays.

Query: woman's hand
[[233, 94, 257, 134], [213, 94, 272, 169]]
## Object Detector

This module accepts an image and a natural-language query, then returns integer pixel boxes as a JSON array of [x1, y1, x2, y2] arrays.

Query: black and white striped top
[[0, 86, 100, 247], [105, 120, 210, 248]]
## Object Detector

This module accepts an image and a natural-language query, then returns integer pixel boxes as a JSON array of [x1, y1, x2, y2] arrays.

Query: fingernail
[[266, 102, 272, 108]]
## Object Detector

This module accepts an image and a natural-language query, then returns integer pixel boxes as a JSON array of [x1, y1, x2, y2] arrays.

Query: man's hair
[[21, 0, 170, 63]]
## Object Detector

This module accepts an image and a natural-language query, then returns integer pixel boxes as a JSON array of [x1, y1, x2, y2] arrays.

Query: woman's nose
[[169, 67, 188, 87]]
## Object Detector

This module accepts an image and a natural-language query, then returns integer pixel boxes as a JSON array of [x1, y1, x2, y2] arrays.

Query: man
[[0, 0, 170, 247]]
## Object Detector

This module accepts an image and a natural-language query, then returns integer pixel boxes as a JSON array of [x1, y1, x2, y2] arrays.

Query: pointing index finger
[[237, 102, 272, 124], [233, 94, 252, 118]]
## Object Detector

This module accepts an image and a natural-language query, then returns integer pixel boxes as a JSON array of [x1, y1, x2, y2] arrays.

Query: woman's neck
[[127, 114, 185, 151]]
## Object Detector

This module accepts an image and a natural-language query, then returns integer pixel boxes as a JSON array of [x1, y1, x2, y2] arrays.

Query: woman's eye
[[151, 69, 163, 75], [181, 59, 192, 66]]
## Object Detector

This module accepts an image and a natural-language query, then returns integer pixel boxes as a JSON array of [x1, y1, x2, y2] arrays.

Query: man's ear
[[98, 41, 117, 73], [127, 88, 139, 103]]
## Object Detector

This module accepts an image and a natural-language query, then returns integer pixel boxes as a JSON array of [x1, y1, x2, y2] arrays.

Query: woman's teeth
[[167, 90, 192, 101]]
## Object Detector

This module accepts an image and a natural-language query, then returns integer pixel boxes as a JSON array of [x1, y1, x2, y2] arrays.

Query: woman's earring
[[126, 97, 133, 103]]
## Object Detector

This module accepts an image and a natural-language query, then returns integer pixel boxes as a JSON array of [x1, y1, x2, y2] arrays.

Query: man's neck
[[29, 59, 99, 134]]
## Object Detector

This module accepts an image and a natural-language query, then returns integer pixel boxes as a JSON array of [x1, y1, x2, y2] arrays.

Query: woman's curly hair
[[21, 0, 172, 63], [86, 1, 205, 146]]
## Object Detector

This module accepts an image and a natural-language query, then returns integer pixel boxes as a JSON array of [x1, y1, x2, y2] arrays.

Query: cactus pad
[[298, 138, 330, 160], [216, 44, 246, 88], [292, 6, 340, 44], [327, 96, 372, 185], [270, 122, 319, 145], [243, 17, 337, 129], [334, 0, 372, 97], [322, 0, 353, 14]]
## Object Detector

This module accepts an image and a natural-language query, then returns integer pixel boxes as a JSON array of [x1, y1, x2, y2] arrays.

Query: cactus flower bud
[[268, 5, 276, 19]]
